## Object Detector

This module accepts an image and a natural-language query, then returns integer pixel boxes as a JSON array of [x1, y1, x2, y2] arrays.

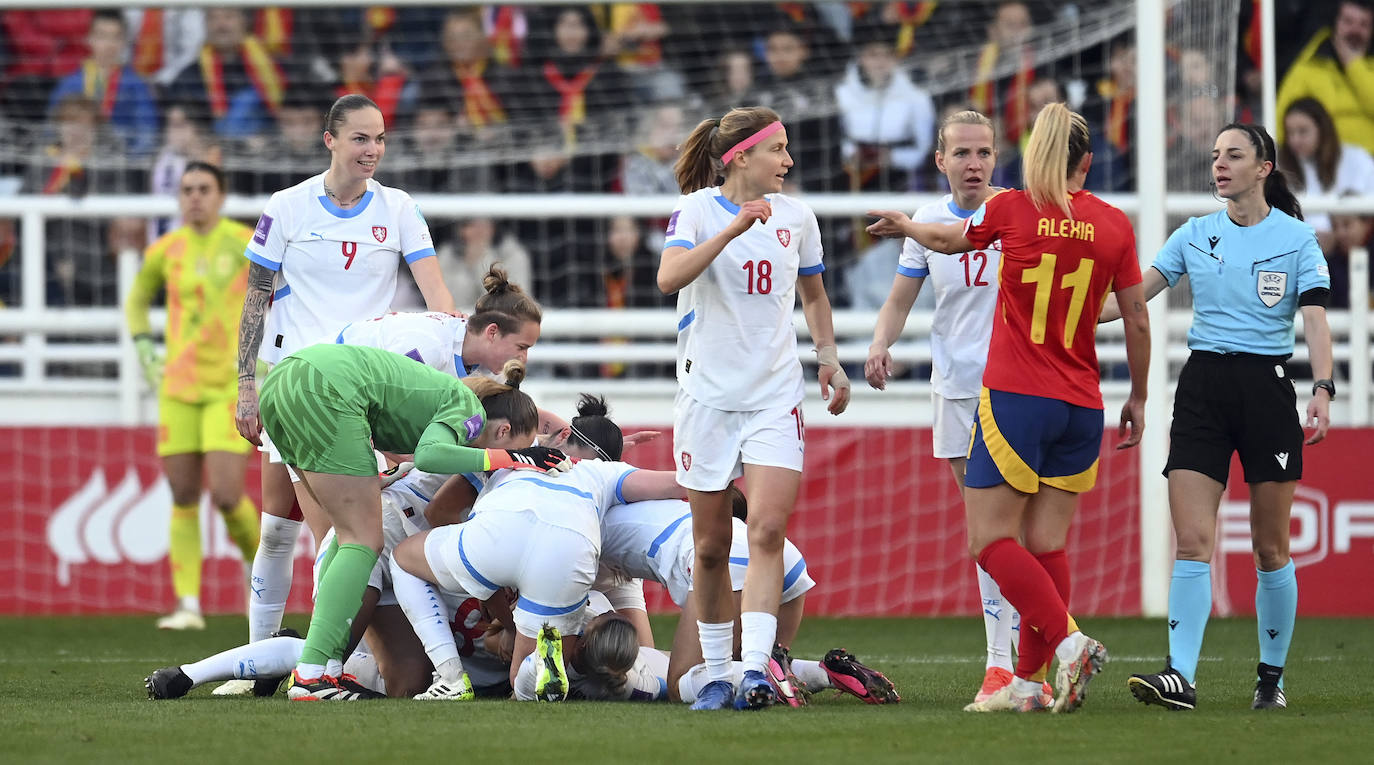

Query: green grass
[[1, 615, 1370, 764]]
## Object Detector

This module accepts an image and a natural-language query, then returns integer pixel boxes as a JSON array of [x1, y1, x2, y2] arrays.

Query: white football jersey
[[473, 460, 639, 544], [663, 188, 824, 411], [246, 173, 436, 365], [898, 195, 1001, 399], [332, 311, 470, 377], [599, 498, 692, 586], [382, 468, 451, 537]]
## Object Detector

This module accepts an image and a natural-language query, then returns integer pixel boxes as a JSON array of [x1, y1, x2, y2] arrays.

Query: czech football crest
[[372, 226, 387, 243], [680, 451, 692, 471], [776, 228, 791, 247]]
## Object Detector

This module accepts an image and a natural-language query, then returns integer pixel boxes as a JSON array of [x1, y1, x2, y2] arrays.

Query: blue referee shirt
[[1151, 207, 1329, 355]]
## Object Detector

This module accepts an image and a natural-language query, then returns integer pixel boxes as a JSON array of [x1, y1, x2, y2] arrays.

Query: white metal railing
[[0, 195, 1370, 428]]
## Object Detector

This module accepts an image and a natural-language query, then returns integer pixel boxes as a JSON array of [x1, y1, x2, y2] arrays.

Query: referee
[[1103, 123, 1332, 712]]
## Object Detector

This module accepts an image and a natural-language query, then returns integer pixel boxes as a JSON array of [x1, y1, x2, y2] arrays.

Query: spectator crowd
[[0, 1, 1369, 315]]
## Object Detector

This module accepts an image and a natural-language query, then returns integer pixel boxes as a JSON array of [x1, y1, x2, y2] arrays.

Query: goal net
[[0, 0, 1245, 618]]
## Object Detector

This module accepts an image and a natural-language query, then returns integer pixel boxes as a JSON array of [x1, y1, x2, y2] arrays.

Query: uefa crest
[[776, 228, 791, 247], [680, 451, 692, 471], [372, 226, 387, 243], [1257, 270, 1287, 307]]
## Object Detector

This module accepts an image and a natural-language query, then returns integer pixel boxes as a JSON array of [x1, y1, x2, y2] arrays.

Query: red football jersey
[[963, 189, 1142, 409]]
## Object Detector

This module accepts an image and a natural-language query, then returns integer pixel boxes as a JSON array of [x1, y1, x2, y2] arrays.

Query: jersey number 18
[[742, 259, 773, 294]]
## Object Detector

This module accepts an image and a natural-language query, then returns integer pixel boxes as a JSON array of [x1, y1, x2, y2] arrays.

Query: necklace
[[323, 180, 366, 207]]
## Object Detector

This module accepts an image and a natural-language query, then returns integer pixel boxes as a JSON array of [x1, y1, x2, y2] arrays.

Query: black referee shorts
[[1163, 351, 1304, 486]]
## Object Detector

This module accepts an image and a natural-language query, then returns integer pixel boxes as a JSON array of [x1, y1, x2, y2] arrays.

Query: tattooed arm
[[236, 262, 274, 445]]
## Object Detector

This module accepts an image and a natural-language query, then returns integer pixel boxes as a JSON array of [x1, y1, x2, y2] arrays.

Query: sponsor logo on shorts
[[462, 414, 484, 442], [666, 211, 680, 236], [1257, 270, 1287, 307], [372, 226, 387, 243], [252, 214, 274, 245], [680, 451, 692, 471], [776, 228, 791, 247]]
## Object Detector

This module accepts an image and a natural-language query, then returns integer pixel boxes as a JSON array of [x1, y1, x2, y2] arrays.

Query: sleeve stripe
[[244, 249, 281, 271], [403, 247, 437, 264], [614, 468, 639, 505], [896, 265, 929, 278], [663, 238, 695, 251], [798, 263, 826, 275]]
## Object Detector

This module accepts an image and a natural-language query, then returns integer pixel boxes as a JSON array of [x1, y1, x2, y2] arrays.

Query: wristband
[[1312, 379, 1336, 399]]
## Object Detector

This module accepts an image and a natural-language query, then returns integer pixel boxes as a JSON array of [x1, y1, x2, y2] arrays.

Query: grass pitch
[[2, 615, 1370, 764]]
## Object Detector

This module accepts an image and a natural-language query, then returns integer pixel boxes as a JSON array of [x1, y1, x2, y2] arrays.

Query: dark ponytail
[[1221, 122, 1304, 221]]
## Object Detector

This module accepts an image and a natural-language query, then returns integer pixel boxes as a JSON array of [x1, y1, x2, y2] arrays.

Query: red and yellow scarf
[[970, 41, 1035, 142], [456, 60, 507, 126], [199, 36, 284, 118]]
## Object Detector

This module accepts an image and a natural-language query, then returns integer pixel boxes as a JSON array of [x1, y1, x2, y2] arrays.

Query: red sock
[[977, 538, 1073, 658], [1014, 549, 1072, 679]]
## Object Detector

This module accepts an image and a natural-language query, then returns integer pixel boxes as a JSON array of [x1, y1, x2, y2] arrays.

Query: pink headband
[[720, 121, 783, 166]]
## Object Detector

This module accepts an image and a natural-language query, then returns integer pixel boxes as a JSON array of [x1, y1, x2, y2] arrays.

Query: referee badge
[[1257, 270, 1287, 307]]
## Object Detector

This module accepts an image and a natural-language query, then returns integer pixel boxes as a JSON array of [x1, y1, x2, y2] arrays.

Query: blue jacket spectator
[[48, 10, 158, 154]]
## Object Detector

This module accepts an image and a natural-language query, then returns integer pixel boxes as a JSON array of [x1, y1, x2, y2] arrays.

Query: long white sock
[[739, 611, 777, 675], [678, 661, 747, 704], [789, 658, 831, 689], [977, 564, 1014, 671], [697, 621, 734, 684], [389, 556, 462, 678], [248, 515, 300, 642], [181, 636, 304, 686], [513, 653, 538, 701]]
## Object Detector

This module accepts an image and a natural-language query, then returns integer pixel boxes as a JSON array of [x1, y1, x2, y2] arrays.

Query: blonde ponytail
[[1022, 103, 1091, 219]]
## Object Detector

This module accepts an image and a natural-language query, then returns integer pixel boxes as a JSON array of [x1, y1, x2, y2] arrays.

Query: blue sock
[[1255, 560, 1297, 688], [1167, 559, 1212, 685]]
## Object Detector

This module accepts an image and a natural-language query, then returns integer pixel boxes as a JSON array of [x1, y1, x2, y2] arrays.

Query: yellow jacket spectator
[[1277, 1, 1374, 154], [123, 161, 260, 633]]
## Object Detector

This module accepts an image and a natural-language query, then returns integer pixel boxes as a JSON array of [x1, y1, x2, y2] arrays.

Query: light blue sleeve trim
[[677, 310, 696, 331], [663, 238, 694, 250], [798, 263, 826, 276], [244, 249, 281, 271], [614, 468, 639, 504], [896, 265, 929, 278], [272, 285, 292, 300], [404, 247, 437, 264]]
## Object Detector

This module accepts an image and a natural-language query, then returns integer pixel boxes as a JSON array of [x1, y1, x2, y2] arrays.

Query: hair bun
[[501, 359, 526, 388], [576, 393, 609, 418]]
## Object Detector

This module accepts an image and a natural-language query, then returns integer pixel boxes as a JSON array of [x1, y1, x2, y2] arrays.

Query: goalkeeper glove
[[133, 334, 163, 390], [379, 461, 415, 488], [484, 446, 572, 474]]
